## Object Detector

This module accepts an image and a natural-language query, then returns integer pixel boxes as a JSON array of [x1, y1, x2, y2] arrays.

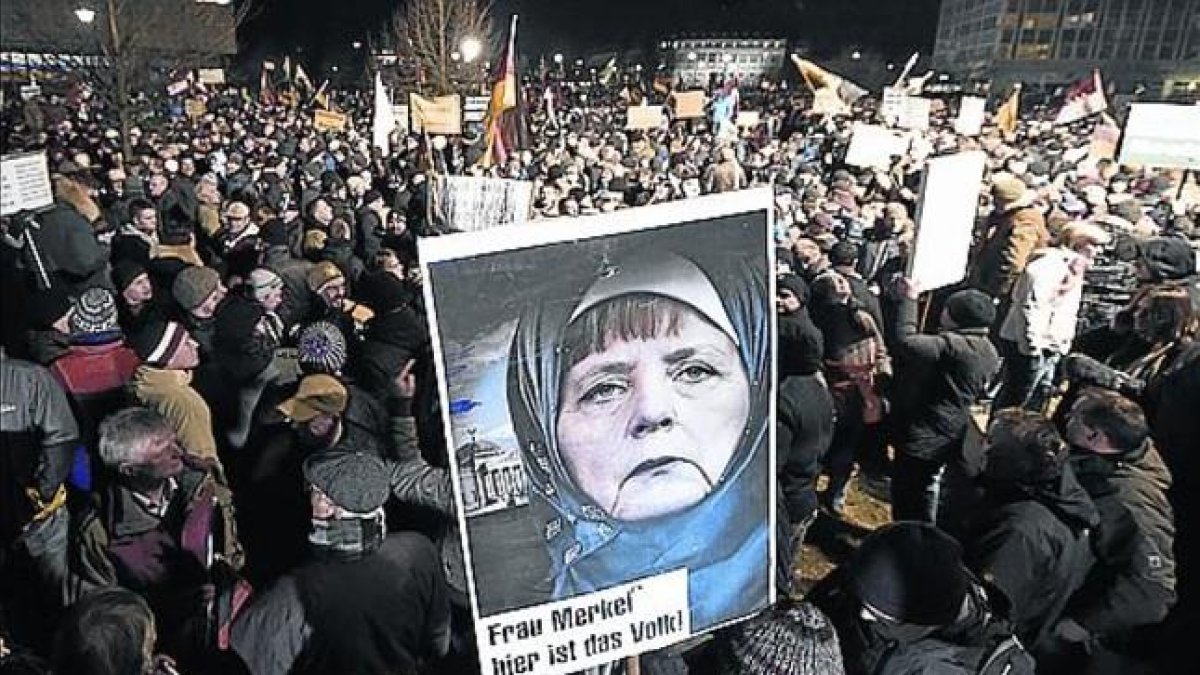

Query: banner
[[313, 109, 348, 132], [197, 68, 225, 85], [464, 96, 491, 124], [434, 176, 534, 234], [1117, 103, 1200, 170], [671, 91, 706, 120], [908, 151, 987, 291], [845, 124, 910, 170], [420, 190, 777, 675], [897, 96, 931, 131], [1054, 69, 1108, 126], [625, 105, 665, 130], [166, 79, 190, 96], [372, 72, 395, 154], [881, 87, 905, 125], [392, 104, 411, 136], [1, 151, 54, 216], [954, 96, 987, 136], [411, 93, 463, 135]]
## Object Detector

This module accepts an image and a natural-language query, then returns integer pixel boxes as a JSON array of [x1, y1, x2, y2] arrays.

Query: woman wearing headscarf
[[506, 252, 771, 631]]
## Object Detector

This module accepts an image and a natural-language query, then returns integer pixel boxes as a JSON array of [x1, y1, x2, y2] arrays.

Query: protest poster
[[1117, 103, 1200, 170], [166, 79, 190, 96], [420, 189, 777, 675], [392, 104, 411, 135], [197, 68, 225, 85], [464, 96, 491, 124], [671, 90, 706, 120], [411, 93, 463, 135], [954, 96, 987, 136], [908, 151, 987, 291], [434, 176, 534, 234], [312, 109, 348, 132], [735, 111, 761, 128], [184, 98, 206, 120], [1, 151, 54, 217], [881, 86, 905, 124], [845, 124, 909, 170], [897, 96, 931, 131], [625, 104, 665, 130]]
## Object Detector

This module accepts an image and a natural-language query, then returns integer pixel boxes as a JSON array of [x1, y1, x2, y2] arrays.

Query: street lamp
[[74, 7, 96, 23], [461, 37, 482, 63], [451, 51, 461, 62], [352, 41, 362, 50], [851, 51, 862, 60], [553, 53, 564, 65], [687, 51, 697, 61], [331, 65, 339, 73]]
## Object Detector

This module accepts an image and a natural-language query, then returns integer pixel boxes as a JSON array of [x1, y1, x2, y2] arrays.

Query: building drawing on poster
[[421, 190, 776, 675]]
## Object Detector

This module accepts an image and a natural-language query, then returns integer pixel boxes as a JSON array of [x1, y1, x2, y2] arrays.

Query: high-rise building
[[663, 37, 788, 88], [933, 0, 1200, 98]]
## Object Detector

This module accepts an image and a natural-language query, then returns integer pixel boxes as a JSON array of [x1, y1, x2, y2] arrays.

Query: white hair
[[98, 407, 173, 468]]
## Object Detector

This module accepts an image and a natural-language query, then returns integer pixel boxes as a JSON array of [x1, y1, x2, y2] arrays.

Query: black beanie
[[357, 271, 411, 316], [303, 451, 391, 513], [777, 274, 810, 306], [260, 218, 289, 247], [945, 289, 996, 329], [111, 259, 147, 294], [845, 522, 970, 627], [129, 319, 187, 368]]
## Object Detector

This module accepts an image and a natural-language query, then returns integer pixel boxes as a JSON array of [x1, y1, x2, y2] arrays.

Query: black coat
[[889, 297, 999, 462], [776, 374, 834, 523], [962, 467, 1098, 653], [777, 308, 823, 378]]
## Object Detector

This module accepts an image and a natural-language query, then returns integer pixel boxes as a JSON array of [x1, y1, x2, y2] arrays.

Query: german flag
[[479, 15, 528, 167]]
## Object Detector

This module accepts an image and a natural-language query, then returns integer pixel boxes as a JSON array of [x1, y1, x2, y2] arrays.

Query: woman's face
[[556, 309, 750, 521]]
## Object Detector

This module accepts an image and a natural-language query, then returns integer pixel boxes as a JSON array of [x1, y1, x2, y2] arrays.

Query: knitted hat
[[991, 174, 1028, 210], [845, 522, 969, 627], [130, 319, 188, 368], [260, 218, 289, 247], [303, 229, 328, 254], [29, 286, 73, 329], [357, 271, 410, 316], [278, 373, 348, 422], [111, 259, 147, 294], [172, 266, 221, 311], [69, 288, 119, 336], [247, 268, 284, 301], [776, 274, 810, 305], [715, 601, 845, 675], [944, 289, 996, 329], [297, 321, 348, 375], [306, 261, 344, 293], [302, 451, 391, 513]]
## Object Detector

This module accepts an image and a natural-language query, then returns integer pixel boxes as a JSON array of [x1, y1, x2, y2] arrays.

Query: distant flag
[[599, 57, 618, 87], [893, 52, 919, 87], [480, 15, 528, 167], [282, 56, 293, 85], [996, 84, 1021, 136], [259, 61, 276, 106], [905, 71, 934, 95], [791, 55, 866, 115], [1054, 69, 1108, 126], [294, 63, 314, 94], [312, 79, 330, 110], [652, 72, 673, 95], [372, 71, 395, 155]]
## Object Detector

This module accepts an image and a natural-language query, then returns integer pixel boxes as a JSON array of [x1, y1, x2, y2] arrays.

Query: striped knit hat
[[130, 319, 189, 368]]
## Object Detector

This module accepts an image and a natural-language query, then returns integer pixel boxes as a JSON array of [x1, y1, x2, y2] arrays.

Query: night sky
[[244, 0, 940, 72]]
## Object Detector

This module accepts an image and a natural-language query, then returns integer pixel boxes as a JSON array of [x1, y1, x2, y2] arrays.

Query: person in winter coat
[[888, 279, 1000, 523], [112, 260, 161, 335], [960, 409, 1098, 658], [10, 200, 109, 296], [971, 174, 1050, 302], [808, 522, 1034, 675], [67, 408, 243, 672], [1053, 389, 1175, 672], [171, 265, 227, 361], [52, 587, 180, 675], [353, 189, 387, 261], [996, 222, 1110, 413], [128, 319, 219, 464], [0, 348, 80, 654], [216, 200, 261, 283], [229, 451, 452, 675], [704, 146, 747, 194], [775, 274, 834, 585]]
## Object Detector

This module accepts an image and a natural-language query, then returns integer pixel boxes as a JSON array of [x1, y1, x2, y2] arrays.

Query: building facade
[[663, 37, 788, 88], [932, 0, 1200, 98]]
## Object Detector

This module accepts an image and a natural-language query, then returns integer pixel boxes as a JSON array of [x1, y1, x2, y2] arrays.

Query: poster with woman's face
[[421, 189, 775, 675]]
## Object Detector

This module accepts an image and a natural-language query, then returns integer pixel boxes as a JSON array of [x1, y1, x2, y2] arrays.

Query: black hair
[[1070, 389, 1150, 451]]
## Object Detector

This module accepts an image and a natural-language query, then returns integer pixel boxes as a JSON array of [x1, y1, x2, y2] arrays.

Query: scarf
[[309, 507, 387, 562]]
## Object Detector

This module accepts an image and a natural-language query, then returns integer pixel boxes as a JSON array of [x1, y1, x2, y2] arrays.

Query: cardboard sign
[[671, 90, 707, 120], [410, 93, 463, 135], [435, 176, 534, 234], [845, 124, 910, 170], [1, 151, 54, 217], [420, 189, 777, 675], [313, 109, 348, 132], [1118, 103, 1200, 170], [625, 104, 665, 130], [464, 96, 490, 124], [881, 86, 905, 125], [955, 96, 987, 136], [908, 151, 987, 291], [166, 80, 190, 96], [897, 96, 931, 131], [184, 98, 206, 119], [735, 111, 761, 128], [197, 68, 225, 85]]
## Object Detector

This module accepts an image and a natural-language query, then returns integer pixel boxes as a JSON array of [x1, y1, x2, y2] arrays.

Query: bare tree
[[7, 0, 257, 158], [391, 0, 493, 95]]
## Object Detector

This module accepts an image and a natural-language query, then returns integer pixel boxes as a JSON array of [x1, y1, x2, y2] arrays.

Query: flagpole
[[894, 52, 919, 88]]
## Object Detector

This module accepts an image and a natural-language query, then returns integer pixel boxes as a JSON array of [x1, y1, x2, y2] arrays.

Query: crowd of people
[[0, 69, 1197, 675]]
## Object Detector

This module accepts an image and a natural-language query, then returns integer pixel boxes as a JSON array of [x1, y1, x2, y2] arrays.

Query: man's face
[[224, 208, 251, 234], [776, 289, 801, 315], [132, 432, 184, 482], [133, 208, 158, 235], [314, 200, 333, 224], [555, 308, 750, 521], [193, 283, 226, 319], [166, 334, 200, 370], [259, 286, 284, 312], [320, 278, 347, 306], [148, 174, 169, 197], [123, 273, 153, 305]]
